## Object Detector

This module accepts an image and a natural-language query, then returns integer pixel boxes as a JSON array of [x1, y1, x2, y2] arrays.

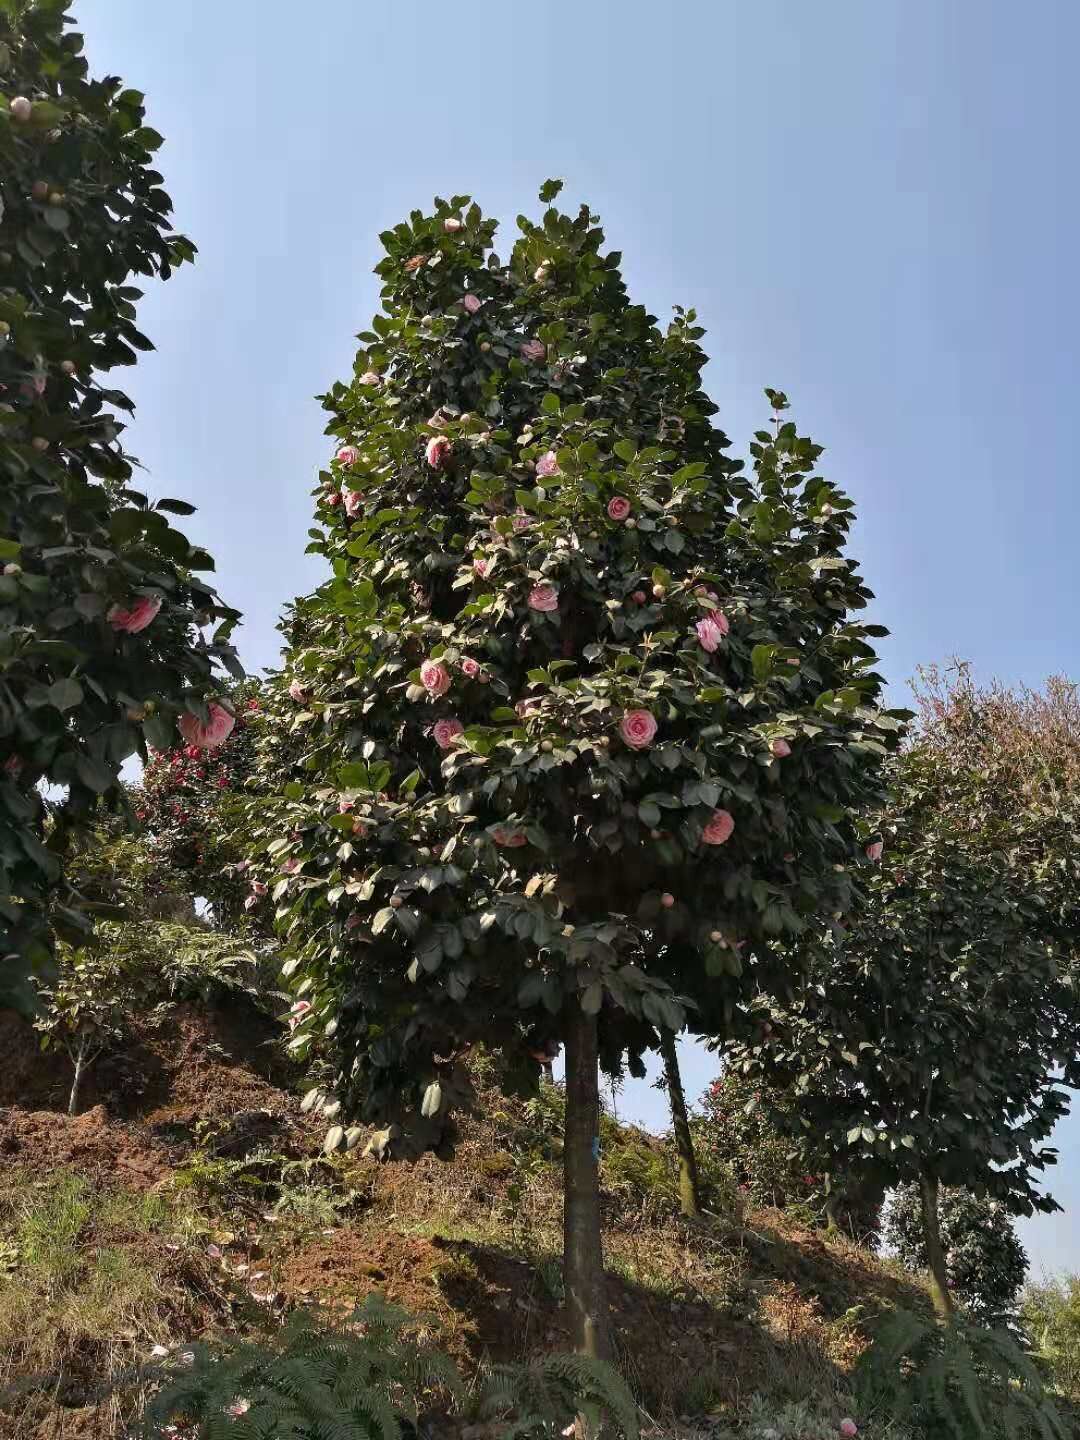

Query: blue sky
[[74, 1, 1079, 1273]]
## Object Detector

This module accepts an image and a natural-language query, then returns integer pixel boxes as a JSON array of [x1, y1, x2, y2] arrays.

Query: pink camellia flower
[[403, 253, 427, 273], [433, 718, 465, 750], [427, 409, 449, 430], [694, 584, 718, 600], [513, 508, 532, 532], [536, 450, 560, 478], [607, 496, 631, 522], [10, 96, 32, 123], [619, 708, 658, 750], [839, 1422, 858, 1438], [443, 216, 462, 233], [178, 703, 235, 750], [492, 825, 528, 848], [359, 371, 381, 386], [288, 999, 312, 1032], [282, 857, 301, 874], [660, 892, 675, 908], [425, 435, 453, 469], [520, 339, 546, 363], [866, 840, 884, 862], [460, 657, 481, 678], [786, 656, 801, 667], [226, 1399, 251, 1418], [462, 293, 483, 315], [344, 490, 363, 518], [770, 738, 792, 758], [631, 590, 647, 605], [473, 556, 489, 578], [420, 659, 451, 696], [107, 594, 161, 634], [336, 445, 358, 467], [528, 583, 558, 613], [783, 851, 796, 862], [288, 679, 309, 703], [516, 697, 541, 719], [701, 809, 736, 846], [338, 797, 355, 813], [325, 490, 342, 506], [695, 615, 730, 653]]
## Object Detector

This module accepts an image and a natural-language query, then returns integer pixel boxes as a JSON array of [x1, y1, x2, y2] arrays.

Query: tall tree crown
[[251, 183, 900, 1139]]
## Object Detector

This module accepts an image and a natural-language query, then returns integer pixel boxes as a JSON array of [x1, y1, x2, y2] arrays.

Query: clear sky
[[74, 0, 1079, 1274]]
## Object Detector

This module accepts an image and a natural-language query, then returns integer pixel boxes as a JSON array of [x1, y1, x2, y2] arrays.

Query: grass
[[0, 1170, 224, 1436]]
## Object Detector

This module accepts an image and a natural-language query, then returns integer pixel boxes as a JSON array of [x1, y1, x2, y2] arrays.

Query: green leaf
[[75, 754, 114, 794], [581, 982, 603, 1015], [638, 800, 661, 828], [613, 439, 637, 464], [541, 392, 561, 415], [48, 677, 83, 711]]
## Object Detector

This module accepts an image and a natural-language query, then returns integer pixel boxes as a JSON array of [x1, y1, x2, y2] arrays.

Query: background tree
[[132, 680, 268, 929], [694, 1066, 883, 1241], [0, 0, 239, 1011], [33, 817, 273, 1114], [247, 182, 899, 1356], [1023, 1274, 1080, 1406], [884, 1183, 1028, 1323], [732, 736, 1080, 1322]]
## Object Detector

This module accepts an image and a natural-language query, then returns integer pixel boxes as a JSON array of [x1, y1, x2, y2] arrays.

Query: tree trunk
[[562, 1000, 612, 1361], [68, 1035, 89, 1117], [658, 1027, 701, 1218], [918, 1170, 955, 1323]]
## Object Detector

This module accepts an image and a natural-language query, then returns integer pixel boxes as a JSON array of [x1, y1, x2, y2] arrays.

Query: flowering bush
[[133, 684, 265, 928]]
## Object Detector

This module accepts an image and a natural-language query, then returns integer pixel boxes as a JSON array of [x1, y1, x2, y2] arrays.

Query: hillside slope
[[0, 1000, 930, 1439]]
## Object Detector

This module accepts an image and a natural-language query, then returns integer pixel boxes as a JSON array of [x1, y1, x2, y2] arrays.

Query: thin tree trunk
[[543, 1061, 554, 1084], [658, 1027, 701, 1218], [918, 1170, 955, 1323], [562, 1000, 612, 1361], [68, 1035, 89, 1117]]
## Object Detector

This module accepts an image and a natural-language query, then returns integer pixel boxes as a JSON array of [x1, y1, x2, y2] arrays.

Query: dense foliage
[[0, 0, 238, 1010], [884, 1184, 1028, 1322], [133, 681, 266, 928], [733, 739, 1079, 1210], [248, 180, 899, 1129]]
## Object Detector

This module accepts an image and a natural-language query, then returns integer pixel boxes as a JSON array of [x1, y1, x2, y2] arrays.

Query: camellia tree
[[0, 1, 238, 1008], [885, 1182, 1029, 1323], [731, 737, 1080, 1323], [248, 182, 901, 1356]]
